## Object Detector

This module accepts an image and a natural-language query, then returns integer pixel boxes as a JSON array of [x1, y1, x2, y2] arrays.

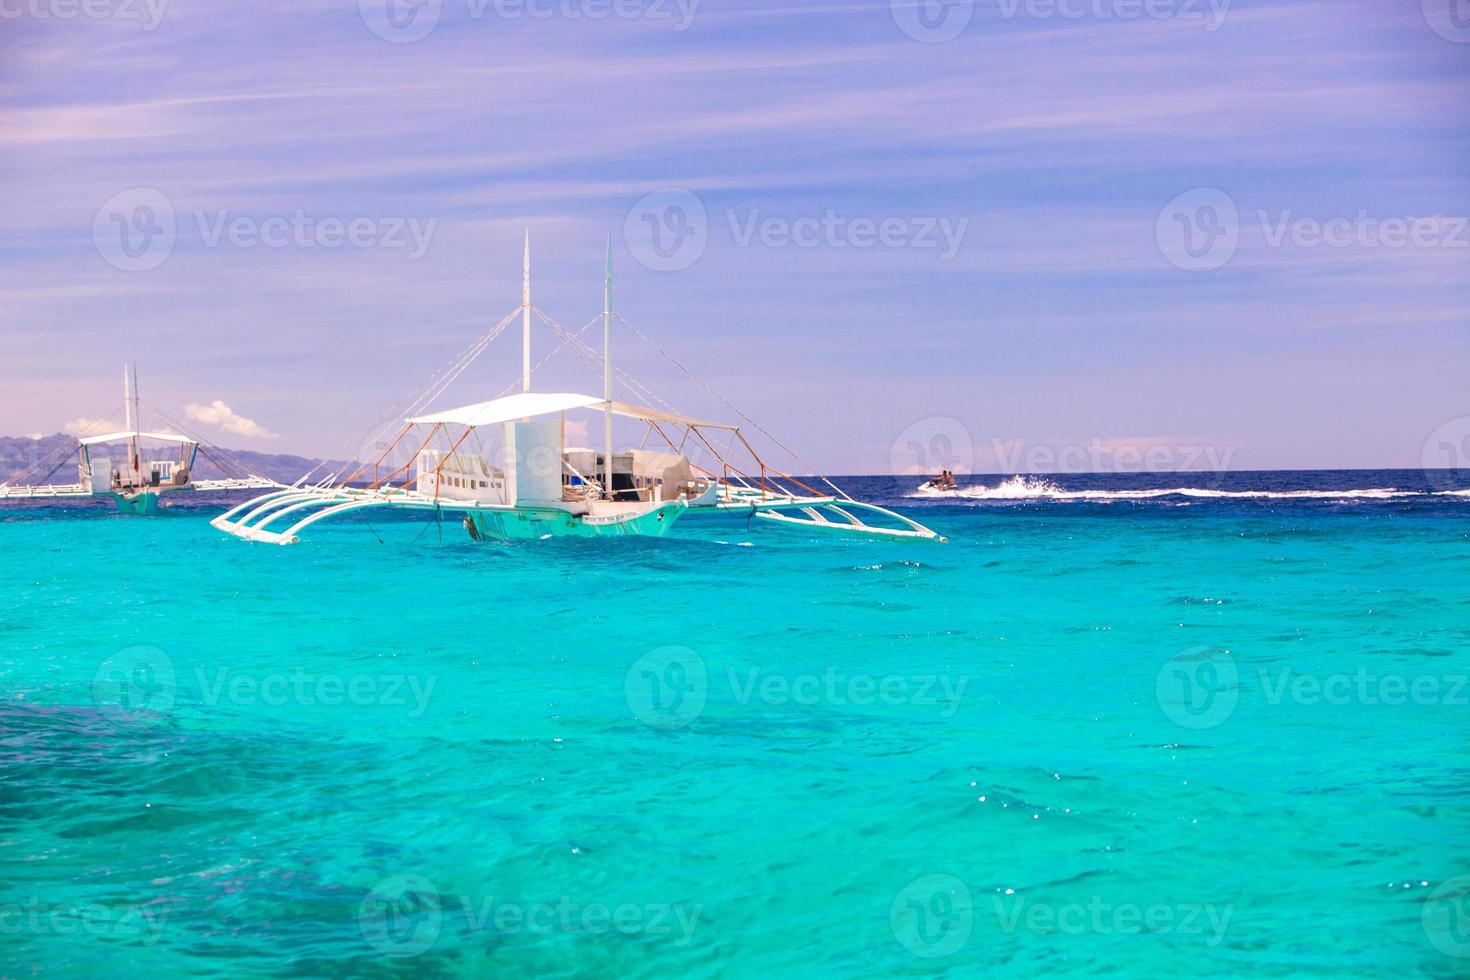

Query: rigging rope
[[304, 306, 520, 489], [527, 305, 838, 500], [140, 402, 259, 481], [1, 413, 119, 489], [613, 313, 853, 501]]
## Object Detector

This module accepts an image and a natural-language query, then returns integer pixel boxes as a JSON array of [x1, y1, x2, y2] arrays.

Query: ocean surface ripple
[[2, 469, 1468, 976]]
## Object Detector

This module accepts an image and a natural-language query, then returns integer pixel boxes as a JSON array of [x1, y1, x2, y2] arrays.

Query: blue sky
[[1, 0, 1466, 473]]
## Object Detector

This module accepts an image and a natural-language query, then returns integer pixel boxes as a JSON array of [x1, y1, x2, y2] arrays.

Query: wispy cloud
[[184, 401, 277, 439], [63, 417, 121, 437], [0, 0, 1464, 468]]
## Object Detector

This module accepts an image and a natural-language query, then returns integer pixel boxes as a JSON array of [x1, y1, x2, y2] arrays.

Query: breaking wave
[[910, 475, 1448, 503]]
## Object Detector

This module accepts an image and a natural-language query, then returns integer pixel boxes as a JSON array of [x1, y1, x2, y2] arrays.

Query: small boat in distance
[[0, 366, 278, 514], [213, 237, 945, 545], [920, 471, 960, 493]]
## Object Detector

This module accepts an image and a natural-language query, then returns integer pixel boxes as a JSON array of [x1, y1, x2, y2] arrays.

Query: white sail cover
[[407, 392, 738, 431], [78, 430, 197, 445], [407, 392, 604, 427], [609, 402, 738, 431]]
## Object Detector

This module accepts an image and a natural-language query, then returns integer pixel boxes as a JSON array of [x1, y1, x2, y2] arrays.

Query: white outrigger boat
[[213, 239, 944, 545], [0, 366, 278, 514]]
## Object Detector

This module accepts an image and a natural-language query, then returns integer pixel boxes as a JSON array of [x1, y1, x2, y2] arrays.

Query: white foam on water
[[909, 476, 1431, 503]]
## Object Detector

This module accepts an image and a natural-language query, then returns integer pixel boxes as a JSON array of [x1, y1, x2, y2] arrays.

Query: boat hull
[[112, 491, 160, 515], [465, 502, 686, 540]]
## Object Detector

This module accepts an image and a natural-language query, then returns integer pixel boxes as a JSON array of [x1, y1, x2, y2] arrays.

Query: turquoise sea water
[[3, 471, 1470, 977]]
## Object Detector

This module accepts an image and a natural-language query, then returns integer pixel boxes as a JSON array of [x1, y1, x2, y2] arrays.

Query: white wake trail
[[908, 475, 1429, 503]]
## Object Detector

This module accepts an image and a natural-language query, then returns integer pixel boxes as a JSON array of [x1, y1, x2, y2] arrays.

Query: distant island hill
[[0, 433, 333, 487]]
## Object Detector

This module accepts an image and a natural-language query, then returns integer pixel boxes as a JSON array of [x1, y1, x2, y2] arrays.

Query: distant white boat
[[213, 237, 944, 545], [0, 366, 278, 514]]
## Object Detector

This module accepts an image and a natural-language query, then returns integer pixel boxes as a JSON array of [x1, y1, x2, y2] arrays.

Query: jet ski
[[920, 474, 960, 492]]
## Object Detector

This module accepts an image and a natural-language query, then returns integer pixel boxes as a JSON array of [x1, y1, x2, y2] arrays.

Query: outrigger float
[[213, 238, 945, 545], [0, 366, 278, 514]]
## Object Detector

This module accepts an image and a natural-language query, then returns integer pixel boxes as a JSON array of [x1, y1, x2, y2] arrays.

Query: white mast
[[602, 236, 614, 500], [123, 363, 135, 433], [522, 230, 532, 393], [124, 362, 140, 474]]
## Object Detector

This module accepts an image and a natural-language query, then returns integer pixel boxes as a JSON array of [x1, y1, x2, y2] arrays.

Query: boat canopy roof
[[78, 430, 197, 446], [406, 391, 738, 431], [407, 392, 604, 427], [609, 401, 737, 432]]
